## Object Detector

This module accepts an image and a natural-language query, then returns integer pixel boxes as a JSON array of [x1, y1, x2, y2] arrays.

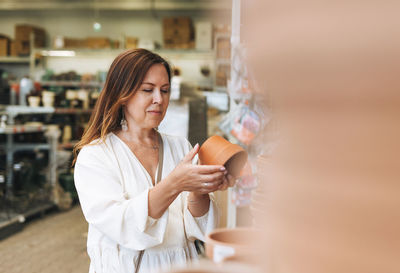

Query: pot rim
[[206, 227, 259, 249], [205, 144, 245, 166]]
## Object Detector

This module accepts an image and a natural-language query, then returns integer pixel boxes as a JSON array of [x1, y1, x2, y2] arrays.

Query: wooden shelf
[[39, 81, 104, 87], [0, 57, 30, 64]]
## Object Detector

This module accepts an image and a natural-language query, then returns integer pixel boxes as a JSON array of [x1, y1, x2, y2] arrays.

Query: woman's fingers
[[195, 165, 226, 174], [202, 172, 225, 183], [181, 143, 199, 163]]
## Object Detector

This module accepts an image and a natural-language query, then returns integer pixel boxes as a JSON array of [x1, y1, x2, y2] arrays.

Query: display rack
[[0, 105, 55, 124], [0, 106, 59, 201]]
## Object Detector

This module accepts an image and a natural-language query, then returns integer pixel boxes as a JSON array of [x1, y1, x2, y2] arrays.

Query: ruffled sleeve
[[74, 145, 168, 250], [183, 192, 219, 242]]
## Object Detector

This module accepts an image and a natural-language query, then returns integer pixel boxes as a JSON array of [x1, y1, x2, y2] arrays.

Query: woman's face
[[124, 64, 170, 130]]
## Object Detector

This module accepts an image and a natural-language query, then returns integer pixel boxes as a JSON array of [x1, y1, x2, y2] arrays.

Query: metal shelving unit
[[0, 107, 59, 202], [0, 105, 55, 124]]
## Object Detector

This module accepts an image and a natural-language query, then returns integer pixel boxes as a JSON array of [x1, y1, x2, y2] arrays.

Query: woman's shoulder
[[76, 133, 114, 163]]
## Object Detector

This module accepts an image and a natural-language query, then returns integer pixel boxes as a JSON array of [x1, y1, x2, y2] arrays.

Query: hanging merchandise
[[219, 102, 261, 146], [231, 161, 257, 207], [228, 44, 252, 101]]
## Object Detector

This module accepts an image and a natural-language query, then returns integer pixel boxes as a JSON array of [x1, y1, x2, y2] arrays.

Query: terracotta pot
[[198, 136, 248, 177], [205, 227, 261, 264], [163, 260, 261, 273]]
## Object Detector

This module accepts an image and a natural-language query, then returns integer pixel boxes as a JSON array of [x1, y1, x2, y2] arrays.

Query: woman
[[73, 49, 235, 273]]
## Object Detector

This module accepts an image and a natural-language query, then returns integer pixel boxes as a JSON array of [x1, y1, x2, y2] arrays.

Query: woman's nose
[[152, 89, 163, 104]]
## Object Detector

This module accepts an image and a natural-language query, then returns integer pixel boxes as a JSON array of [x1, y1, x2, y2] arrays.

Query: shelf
[[216, 59, 231, 65], [0, 105, 55, 116], [0, 143, 51, 151], [214, 86, 228, 93], [33, 48, 215, 59], [0, 56, 30, 64], [54, 108, 93, 114], [39, 81, 104, 87], [0, 0, 231, 11], [0, 124, 48, 134]]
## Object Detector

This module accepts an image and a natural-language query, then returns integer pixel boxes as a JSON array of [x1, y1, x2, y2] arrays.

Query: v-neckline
[[111, 132, 162, 187]]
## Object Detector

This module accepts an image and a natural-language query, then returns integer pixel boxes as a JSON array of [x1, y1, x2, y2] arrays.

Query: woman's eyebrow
[[142, 82, 170, 87]]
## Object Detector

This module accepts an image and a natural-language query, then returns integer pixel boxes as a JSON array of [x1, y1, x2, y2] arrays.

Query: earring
[[120, 110, 128, 132]]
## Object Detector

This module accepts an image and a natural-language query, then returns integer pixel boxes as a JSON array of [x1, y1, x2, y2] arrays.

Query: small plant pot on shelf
[[198, 135, 248, 177], [28, 96, 40, 107]]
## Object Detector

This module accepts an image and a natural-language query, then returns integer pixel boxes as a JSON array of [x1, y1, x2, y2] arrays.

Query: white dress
[[74, 132, 218, 273]]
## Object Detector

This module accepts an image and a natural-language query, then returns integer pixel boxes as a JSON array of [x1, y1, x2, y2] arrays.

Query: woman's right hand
[[168, 143, 226, 194]]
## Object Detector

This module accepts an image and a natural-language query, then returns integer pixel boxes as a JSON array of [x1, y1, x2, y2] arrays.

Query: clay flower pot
[[205, 227, 261, 264], [198, 136, 248, 177], [163, 260, 261, 273]]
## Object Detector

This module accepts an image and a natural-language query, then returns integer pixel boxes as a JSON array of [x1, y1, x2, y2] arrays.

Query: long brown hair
[[72, 48, 171, 165]]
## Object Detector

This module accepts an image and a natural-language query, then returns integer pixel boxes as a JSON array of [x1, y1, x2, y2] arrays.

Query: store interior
[[0, 1, 265, 272], [2, 1, 397, 273]]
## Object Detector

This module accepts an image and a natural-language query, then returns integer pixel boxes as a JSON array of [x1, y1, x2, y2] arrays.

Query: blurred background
[[1, 0, 399, 273], [0, 1, 264, 272]]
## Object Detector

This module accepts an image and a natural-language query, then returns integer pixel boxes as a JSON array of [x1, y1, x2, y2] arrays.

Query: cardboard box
[[10, 40, 17, 56], [86, 37, 111, 49], [15, 40, 31, 56], [163, 17, 192, 28], [216, 64, 230, 86], [195, 22, 213, 50], [111, 40, 120, 49], [14, 24, 46, 55], [53, 36, 87, 49], [64, 38, 86, 48], [125, 37, 138, 49], [163, 17, 194, 48], [0, 35, 10, 56], [216, 37, 231, 59], [15, 24, 45, 41], [214, 24, 231, 35]]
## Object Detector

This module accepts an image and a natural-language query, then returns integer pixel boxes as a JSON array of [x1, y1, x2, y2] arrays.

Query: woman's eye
[[143, 89, 153, 92], [161, 89, 169, 93]]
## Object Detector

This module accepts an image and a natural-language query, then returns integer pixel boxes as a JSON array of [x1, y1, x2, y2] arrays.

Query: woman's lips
[[147, 110, 162, 115]]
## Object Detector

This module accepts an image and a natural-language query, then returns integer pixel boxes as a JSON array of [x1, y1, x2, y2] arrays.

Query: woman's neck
[[121, 123, 157, 143]]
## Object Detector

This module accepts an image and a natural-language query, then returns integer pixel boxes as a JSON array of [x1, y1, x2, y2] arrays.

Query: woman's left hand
[[217, 174, 236, 191]]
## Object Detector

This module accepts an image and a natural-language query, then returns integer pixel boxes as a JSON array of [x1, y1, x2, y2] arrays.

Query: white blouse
[[74, 132, 218, 273]]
